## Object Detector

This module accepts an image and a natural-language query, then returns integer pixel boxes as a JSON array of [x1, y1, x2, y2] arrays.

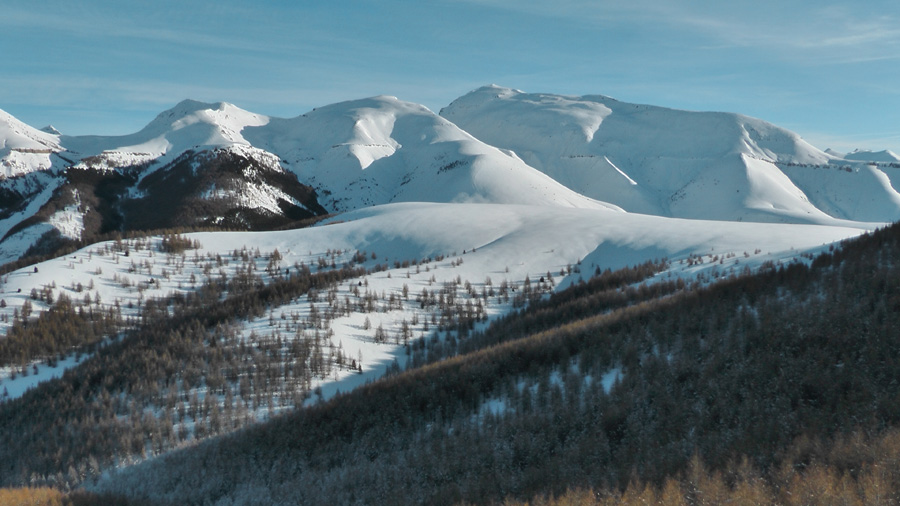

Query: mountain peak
[[303, 95, 435, 118], [844, 149, 900, 163], [480, 84, 522, 93], [149, 99, 254, 127], [0, 108, 60, 150], [0, 109, 60, 178], [441, 86, 898, 223], [242, 92, 609, 213], [370, 94, 399, 102], [169, 98, 226, 112], [471, 84, 523, 98], [59, 99, 272, 157]]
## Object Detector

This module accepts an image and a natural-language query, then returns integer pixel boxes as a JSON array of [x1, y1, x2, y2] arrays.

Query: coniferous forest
[[2, 220, 900, 504], [37, 222, 900, 504]]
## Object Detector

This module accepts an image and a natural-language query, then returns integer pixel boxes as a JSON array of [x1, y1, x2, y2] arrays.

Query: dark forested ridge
[[81, 222, 900, 505]]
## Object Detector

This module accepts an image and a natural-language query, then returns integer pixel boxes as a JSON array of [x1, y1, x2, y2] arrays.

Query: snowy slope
[[0, 96, 618, 266], [0, 90, 897, 272], [244, 96, 616, 212], [843, 149, 900, 163], [62, 100, 269, 167], [0, 103, 325, 262], [0, 109, 61, 178], [441, 86, 900, 224], [779, 163, 900, 222], [0, 201, 874, 402], [57, 96, 610, 214]]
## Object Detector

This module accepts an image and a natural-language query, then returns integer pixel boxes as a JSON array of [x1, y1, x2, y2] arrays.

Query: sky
[[3, 0, 900, 153]]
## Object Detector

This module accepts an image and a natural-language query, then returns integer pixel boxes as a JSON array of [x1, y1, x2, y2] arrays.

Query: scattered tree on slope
[[93, 223, 900, 505]]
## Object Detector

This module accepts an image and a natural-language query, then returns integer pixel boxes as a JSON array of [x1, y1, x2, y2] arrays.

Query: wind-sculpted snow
[[61, 100, 269, 163], [441, 85, 900, 224], [0, 109, 62, 178], [842, 149, 900, 163], [243, 95, 615, 212]]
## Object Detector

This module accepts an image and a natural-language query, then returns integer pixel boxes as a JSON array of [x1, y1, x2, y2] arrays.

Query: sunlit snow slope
[[0, 202, 873, 402], [842, 149, 900, 163], [0, 109, 62, 178], [244, 96, 616, 212], [1, 87, 898, 270], [441, 85, 900, 224], [61, 100, 270, 168]]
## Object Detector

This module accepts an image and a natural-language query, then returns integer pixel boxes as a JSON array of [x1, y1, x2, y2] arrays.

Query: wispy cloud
[[3, 0, 898, 150], [676, 7, 900, 64], [454, 0, 900, 64], [2, 7, 257, 53], [1, 3, 375, 60]]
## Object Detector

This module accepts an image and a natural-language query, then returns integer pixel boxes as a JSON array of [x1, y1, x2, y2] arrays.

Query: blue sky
[[3, 0, 900, 153]]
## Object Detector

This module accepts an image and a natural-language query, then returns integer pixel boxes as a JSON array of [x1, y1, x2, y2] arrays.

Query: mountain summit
[[441, 85, 900, 224], [61, 99, 270, 162], [0, 87, 896, 264], [0, 108, 61, 178], [244, 95, 613, 212]]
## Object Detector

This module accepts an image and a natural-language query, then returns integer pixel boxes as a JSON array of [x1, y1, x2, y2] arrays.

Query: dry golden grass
[[497, 429, 900, 505], [0, 487, 65, 506]]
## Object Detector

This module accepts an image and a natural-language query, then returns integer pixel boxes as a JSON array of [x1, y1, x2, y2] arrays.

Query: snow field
[[0, 352, 86, 401], [0, 108, 62, 178], [0, 202, 876, 408], [2, 88, 899, 270], [243, 95, 615, 213], [441, 86, 900, 224]]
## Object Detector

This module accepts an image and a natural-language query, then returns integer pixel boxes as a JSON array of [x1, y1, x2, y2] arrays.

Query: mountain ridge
[[0, 108, 62, 179], [243, 94, 612, 212], [440, 85, 900, 225], [0, 87, 896, 265]]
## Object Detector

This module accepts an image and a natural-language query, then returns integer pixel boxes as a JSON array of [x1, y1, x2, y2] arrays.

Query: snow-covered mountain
[[0, 96, 623, 264], [61, 99, 271, 170], [1, 88, 896, 492], [441, 85, 900, 224], [57, 95, 611, 215], [0, 109, 62, 178], [243, 95, 612, 212], [0, 110, 69, 263], [842, 149, 900, 163], [0, 87, 897, 266], [0, 102, 327, 263]]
